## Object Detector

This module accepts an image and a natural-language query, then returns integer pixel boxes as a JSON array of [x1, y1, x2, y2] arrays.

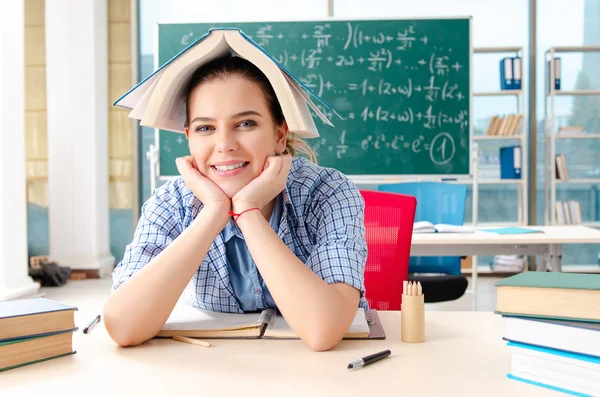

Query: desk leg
[[548, 244, 562, 272], [471, 255, 477, 311]]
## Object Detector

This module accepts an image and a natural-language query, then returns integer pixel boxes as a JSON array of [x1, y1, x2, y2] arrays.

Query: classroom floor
[[38, 276, 499, 311]]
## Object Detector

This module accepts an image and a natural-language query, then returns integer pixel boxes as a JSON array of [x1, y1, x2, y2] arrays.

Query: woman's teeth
[[214, 162, 246, 172]]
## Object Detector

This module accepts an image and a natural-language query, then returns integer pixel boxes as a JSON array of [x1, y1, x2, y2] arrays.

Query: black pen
[[347, 349, 391, 369], [83, 314, 101, 334]]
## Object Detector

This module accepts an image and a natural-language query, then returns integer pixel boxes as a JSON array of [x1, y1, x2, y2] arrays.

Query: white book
[[157, 305, 381, 339], [504, 316, 600, 358], [555, 201, 566, 225], [413, 221, 473, 234], [568, 200, 582, 224], [508, 341, 600, 396], [563, 201, 572, 224]]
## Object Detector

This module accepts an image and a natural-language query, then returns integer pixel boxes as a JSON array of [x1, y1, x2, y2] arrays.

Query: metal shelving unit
[[473, 46, 528, 226], [544, 45, 600, 225]]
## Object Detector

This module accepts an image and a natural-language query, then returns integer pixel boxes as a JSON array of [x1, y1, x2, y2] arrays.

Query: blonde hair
[[285, 132, 317, 164]]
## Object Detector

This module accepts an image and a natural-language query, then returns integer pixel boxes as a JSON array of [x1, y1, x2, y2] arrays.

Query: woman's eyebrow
[[230, 110, 263, 119]]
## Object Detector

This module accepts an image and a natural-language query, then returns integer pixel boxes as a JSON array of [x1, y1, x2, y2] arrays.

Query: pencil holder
[[401, 294, 425, 343]]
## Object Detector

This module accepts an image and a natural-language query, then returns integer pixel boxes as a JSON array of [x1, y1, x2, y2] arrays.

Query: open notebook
[[157, 306, 385, 340]]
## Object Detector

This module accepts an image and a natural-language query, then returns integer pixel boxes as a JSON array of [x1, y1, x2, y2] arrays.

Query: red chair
[[360, 190, 416, 310]]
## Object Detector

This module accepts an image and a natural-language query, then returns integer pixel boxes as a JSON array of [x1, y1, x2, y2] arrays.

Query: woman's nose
[[215, 129, 237, 153]]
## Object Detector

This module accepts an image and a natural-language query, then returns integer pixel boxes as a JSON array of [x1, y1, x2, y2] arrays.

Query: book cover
[[0, 298, 76, 319], [0, 330, 76, 372], [502, 316, 600, 358], [507, 341, 600, 396], [0, 298, 77, 342], [114, 28, 341, 137], [496, 272, 600, 290], [495, 272, 600, 323]]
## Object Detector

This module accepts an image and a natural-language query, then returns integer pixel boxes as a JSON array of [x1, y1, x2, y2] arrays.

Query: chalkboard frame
[[151, 16, 473, 184]]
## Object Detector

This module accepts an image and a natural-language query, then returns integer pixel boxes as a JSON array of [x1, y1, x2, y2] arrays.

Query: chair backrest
[[360, 190, 417, 311], [377, 182, 468, 275]]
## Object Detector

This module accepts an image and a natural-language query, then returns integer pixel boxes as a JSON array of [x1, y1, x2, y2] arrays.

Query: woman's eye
[[238, 120, 257, 128], [194, 125, 213, 133]]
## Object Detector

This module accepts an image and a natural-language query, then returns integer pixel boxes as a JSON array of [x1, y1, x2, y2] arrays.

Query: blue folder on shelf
[[500, 57, 514, 90], [499, 57, 522, 90], [500, 146, 522, 179], [547, 57, 561, 91]]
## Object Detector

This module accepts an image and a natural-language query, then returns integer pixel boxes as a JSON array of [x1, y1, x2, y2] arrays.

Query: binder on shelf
[[512, 57, 522, 90], [547, 57, 561, 91], [500, 145, 522, 179], [500, 57, 514, 90]]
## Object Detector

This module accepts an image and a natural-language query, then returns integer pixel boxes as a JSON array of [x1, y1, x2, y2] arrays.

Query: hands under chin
[[176, 156, 231, 220], [232, 154, 293, 213]]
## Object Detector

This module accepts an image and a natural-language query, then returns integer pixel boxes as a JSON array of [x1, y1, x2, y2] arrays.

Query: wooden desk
[[411, 225, 600, 272], [0, 311, 558, 396]]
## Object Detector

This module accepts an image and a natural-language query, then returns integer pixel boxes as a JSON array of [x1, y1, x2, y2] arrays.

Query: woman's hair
[[184, 56, 317, 163]]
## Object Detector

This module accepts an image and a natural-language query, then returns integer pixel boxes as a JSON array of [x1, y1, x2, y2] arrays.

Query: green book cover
[[495, 272, 600, 290], [0, 329, 77, 345], [0, 351, 76, 372], [0, 297, 77, 320], [495, 311, 600, 324]]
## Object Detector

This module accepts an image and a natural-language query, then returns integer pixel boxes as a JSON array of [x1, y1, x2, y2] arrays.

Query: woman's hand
[[232, 154, 292, 213], [176, 156, 231, 214]]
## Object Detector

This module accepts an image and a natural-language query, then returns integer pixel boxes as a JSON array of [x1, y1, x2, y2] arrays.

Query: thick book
[[503, 316, 600, 358], [0, 298, 77, 342], [412, 221, 473, 234], [495, 272, 600, 323], [0, 330, 76, 372], [507, 341, 600, 397], [157, 306, 385, 340], [114, 28, 341, 138]]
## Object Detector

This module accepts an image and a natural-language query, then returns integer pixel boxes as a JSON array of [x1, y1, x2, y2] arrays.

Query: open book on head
[[114, 28, 342, 138], [413, 221, 474, 234], [157, 306, 385, 340]]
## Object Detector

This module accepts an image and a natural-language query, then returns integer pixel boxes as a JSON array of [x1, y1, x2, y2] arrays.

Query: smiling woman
[[103, 55, 369, 352]]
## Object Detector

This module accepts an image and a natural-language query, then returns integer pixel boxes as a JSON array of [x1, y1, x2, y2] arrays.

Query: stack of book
[[489, 255, 526, 272], [485, 114, 523, 136], [555, 200, 583, 225], [496, 272, 600, 396], [558, 126, 584, 135], [0, 298, 77, 372]]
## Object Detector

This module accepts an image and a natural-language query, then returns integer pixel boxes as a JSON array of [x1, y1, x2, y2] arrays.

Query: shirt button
[[254, 288, 261, 295]]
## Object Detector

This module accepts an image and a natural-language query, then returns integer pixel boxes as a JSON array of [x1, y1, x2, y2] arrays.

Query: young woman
[[104, 56, 368, 351]]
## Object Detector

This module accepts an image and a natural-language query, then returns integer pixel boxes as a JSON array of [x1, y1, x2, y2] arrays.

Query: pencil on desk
[[417, 281, 422, 296], [173, 335, 211, 347], [403, 280, 409, 295]]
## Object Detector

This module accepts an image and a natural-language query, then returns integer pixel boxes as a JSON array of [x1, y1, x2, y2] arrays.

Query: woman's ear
[[275, 121, 288, 154], [184, 127, 190, 140]]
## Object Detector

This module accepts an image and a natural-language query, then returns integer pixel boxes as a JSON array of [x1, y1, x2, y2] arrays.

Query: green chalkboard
[[157, 18, 471, 177]]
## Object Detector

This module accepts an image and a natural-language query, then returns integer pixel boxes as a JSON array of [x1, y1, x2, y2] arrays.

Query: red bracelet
[[228, 207, 260, 222]]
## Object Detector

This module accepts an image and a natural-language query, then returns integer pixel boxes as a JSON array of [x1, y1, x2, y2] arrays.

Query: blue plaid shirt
[[112, 157, 368, 313]]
